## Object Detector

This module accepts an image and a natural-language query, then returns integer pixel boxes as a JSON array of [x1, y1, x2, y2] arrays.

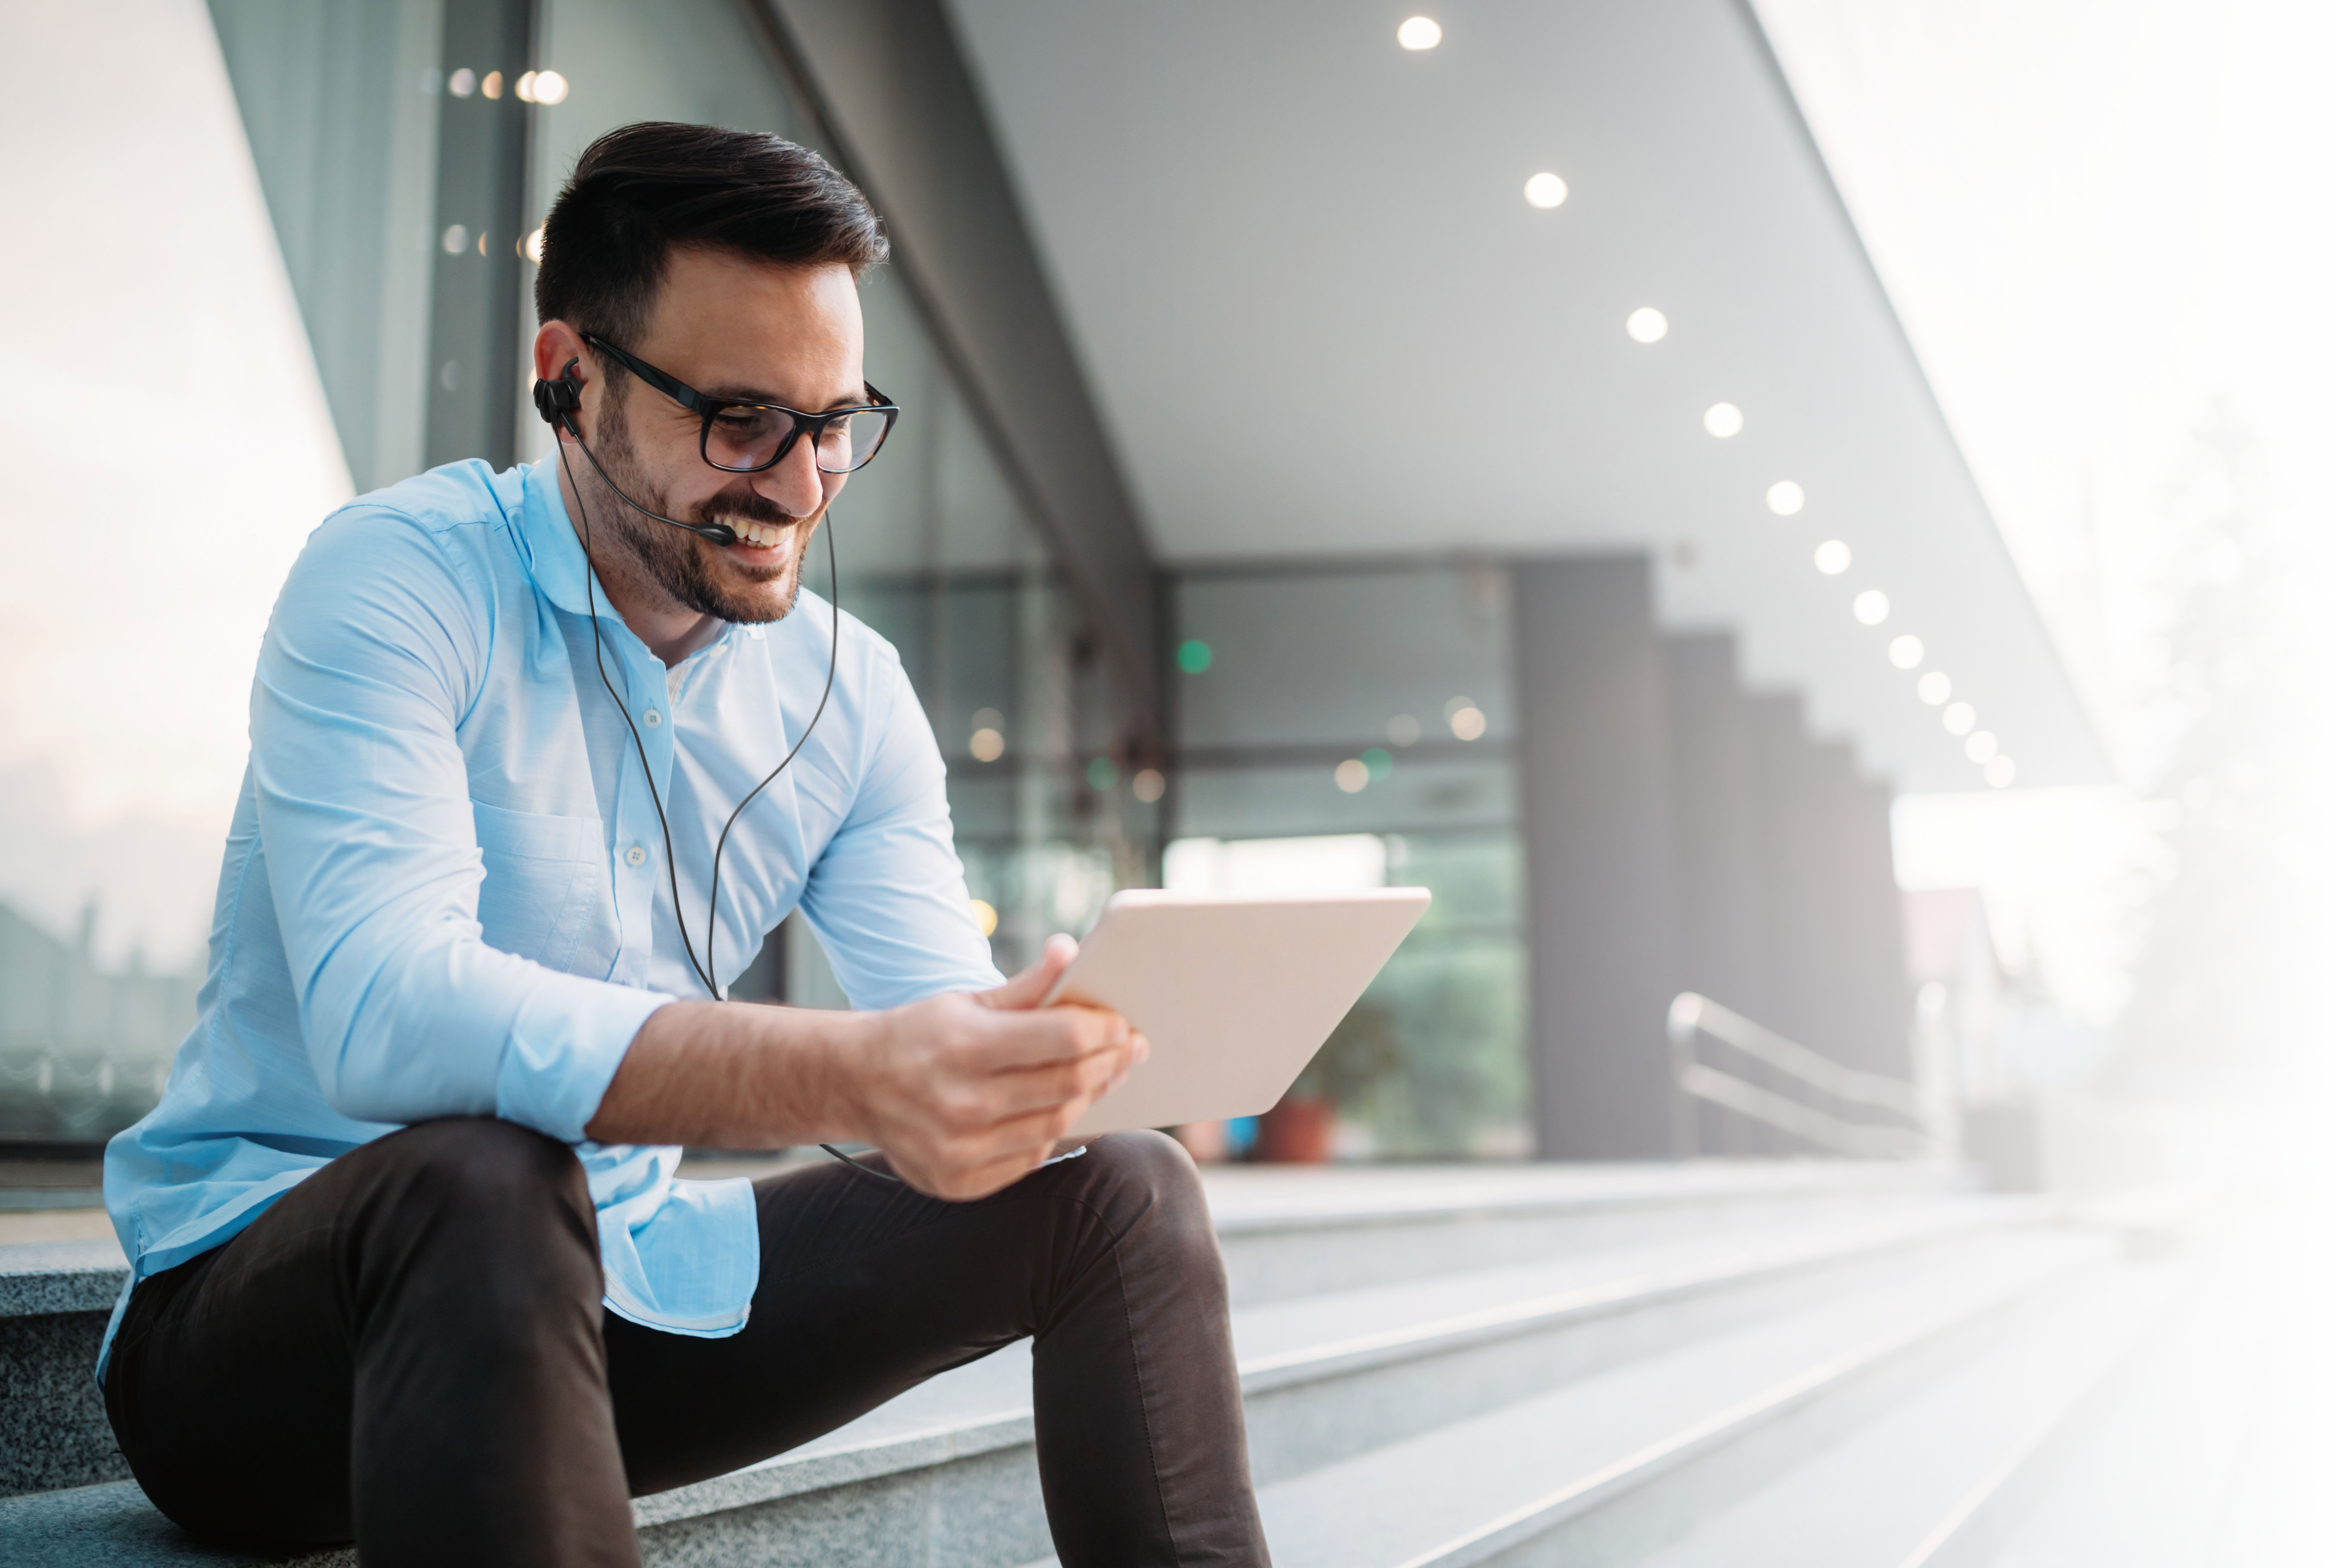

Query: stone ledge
[[0, 1241, 128, 1319]]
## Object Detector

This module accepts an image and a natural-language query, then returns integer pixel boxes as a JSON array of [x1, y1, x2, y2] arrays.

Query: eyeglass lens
[[704, 406, 891, 474]]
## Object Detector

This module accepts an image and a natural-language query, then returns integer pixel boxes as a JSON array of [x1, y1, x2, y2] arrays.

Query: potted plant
[[1256, 1000, 1402, 1163]]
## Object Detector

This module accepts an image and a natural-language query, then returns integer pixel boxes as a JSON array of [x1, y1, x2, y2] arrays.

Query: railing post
[[1667, 992, 1702, 1158]]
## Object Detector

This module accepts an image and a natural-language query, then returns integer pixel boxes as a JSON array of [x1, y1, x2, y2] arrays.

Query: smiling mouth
[[716, 517, 791, 548]]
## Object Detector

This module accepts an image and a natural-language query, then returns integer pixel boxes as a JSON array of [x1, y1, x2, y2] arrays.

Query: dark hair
[[534, 122, 888, 358]]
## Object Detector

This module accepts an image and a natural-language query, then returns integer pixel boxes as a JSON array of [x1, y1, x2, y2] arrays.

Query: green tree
[[2116, 390, 2333, 1067]]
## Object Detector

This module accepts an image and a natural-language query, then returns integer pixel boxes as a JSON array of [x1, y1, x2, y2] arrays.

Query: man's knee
[[361, 1117, 597, 1278], [1072, 1130, 1220, 1265]]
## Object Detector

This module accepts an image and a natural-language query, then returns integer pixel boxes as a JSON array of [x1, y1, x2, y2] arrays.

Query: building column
[[1664, 636, 1773, 1017], [1766, 743, 1914, 1083], [1748, 700, 1839, 1051], [1663, 635, 1771, 1153], [1827, 773, 1914, 1081], [1510, 556, 1681, 1160], [1816, 743, 1872, 1072]]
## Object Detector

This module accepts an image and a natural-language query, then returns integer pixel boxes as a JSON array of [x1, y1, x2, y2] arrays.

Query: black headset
[[536, 352, 894, 1183]]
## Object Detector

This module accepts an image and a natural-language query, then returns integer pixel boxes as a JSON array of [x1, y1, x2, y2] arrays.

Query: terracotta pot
[[1254, 1095, 1336, 1164]]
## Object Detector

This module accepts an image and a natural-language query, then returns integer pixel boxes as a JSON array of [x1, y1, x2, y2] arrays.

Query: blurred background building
[[0, 0, 2113, 1162]]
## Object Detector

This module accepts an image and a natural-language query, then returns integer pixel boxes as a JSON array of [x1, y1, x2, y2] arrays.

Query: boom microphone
[[563, 426, 741, 547], [532, 354, 741, 546]]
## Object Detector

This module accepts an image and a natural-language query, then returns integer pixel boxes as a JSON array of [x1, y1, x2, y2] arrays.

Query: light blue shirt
[[100, 452, 1001, 1375]]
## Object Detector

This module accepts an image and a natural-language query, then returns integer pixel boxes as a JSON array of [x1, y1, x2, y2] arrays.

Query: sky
[[1754, 0, 2346, 1029]]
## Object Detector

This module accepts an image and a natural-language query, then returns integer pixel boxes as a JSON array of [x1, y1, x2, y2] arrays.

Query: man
[[99, 122, 1269, 1567]]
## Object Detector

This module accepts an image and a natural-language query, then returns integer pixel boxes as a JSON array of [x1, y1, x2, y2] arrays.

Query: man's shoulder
[[331, 459, 517, 545], [291, 461, 523, 590], [271, 462, 527, 656]]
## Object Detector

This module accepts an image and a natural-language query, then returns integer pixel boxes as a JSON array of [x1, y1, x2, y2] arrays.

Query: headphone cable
[[558, 439, 897, 1184]]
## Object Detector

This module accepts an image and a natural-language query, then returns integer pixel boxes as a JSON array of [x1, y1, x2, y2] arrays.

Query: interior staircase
[[0, 1159, 2251, 1566]]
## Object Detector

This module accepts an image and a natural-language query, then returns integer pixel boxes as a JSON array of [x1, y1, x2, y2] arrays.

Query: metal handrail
[[1667, 992, 1932, 1159]]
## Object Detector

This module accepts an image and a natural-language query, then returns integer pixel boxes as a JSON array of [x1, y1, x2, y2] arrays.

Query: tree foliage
[[2116, 392, 2333, 1067]]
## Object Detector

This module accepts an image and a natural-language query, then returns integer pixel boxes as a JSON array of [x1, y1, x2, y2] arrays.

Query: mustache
[[687, 489, 809, 529]]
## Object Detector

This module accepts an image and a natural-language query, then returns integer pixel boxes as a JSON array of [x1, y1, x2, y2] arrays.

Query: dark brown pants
[[101, 1119, 1269, 1567]]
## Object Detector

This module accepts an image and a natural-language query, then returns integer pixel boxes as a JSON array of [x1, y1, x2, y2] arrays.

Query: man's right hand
[[837, 934, 1148, 1200]]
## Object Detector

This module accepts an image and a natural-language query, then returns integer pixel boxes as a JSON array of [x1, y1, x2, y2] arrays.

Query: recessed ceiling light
[[1703, 403, 1743, 438], [1524, 172, 1568, 209], [1942, 701, 1977, 735], [1917, 671, 1952, 705], [1964, 731, 1999, 764], [1626, 307, 1668, 343], [1852, 589, 1890, 625], [1814, 540, 1852, 575], [1887, 635, 1924, 669], [1765, 481, 1804, 516], [1985, 756, 2017, 788], [1397, 15, 1442, 49]]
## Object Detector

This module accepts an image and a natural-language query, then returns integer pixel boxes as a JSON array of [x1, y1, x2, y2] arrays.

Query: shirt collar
[[518, 447, 604, 620]]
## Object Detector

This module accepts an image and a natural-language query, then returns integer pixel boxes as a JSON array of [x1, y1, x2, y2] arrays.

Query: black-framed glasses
[[587, 334, 899, 475]]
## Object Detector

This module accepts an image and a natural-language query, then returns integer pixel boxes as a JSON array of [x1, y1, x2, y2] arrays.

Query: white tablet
[[1044, 887, 1431, 1138]]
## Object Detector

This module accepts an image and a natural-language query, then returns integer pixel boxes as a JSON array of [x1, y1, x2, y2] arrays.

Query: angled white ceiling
[[942, 0, 2107, 793]]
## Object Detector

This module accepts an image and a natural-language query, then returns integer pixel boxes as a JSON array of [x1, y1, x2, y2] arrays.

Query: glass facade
[[1166, 563, 1531, 1158], [0, 0, 1154, 1142]]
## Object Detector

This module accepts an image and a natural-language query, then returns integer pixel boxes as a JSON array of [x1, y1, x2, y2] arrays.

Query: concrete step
[[0, 1240, 139, 1498], [1230, 1228, 2117, 1568], [1629, 1256, 2182, 1568], [0, 1161, 1976, 1502], [1985, 1298, 2276, 1568], [1206, 1161, 1972, 1309], [0, 1179, 2056, 1567]]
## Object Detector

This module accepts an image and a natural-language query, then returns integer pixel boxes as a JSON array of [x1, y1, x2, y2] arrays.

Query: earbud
[[533, 357, 585, 436]]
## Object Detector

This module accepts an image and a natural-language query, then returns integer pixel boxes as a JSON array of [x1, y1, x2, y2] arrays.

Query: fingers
[[953, 997, 1136, 1075], [978, 933, 1080, 1011], [862, 969, 1150, 1201], [890, 1104, 1072, 1200], [978, 1029, 1145, 1120]]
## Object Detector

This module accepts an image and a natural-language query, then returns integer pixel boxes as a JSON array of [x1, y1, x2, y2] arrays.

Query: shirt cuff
[[495, 974, 675, 1142]]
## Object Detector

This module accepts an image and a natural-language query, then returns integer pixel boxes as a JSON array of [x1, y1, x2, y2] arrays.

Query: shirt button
[[625, 845, 647, 867], [643, 710, 662, 727]]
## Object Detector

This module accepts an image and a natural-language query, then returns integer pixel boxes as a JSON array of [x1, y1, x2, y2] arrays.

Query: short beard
[[585, 395, 815, 625]]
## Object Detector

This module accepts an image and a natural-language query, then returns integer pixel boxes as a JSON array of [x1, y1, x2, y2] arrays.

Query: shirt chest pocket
[[470, 801, 609, 974]]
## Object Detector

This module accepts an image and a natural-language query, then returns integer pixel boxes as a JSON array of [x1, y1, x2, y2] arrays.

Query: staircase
[[0, 1161, 2213, 1566]]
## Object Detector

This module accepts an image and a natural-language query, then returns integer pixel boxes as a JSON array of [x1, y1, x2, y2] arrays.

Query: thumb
[[980, 933, 1080, 1011]]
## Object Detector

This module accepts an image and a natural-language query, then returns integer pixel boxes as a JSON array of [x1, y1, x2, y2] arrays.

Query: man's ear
[[531, 323, 593, 439]]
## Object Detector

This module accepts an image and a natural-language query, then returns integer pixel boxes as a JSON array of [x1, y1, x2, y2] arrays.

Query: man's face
[[577, 248, 868, 624]]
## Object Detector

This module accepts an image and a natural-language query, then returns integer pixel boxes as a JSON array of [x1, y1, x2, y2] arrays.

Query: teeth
[[721, 519, 784, 547], [723, 520, 784, 548]]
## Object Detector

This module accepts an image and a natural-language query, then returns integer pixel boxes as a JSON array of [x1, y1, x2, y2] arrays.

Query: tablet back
[[1047, 887, 1431, 1138]]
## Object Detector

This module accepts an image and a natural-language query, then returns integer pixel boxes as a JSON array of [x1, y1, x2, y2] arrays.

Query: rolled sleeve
[[498, 975, 674, 1141]]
